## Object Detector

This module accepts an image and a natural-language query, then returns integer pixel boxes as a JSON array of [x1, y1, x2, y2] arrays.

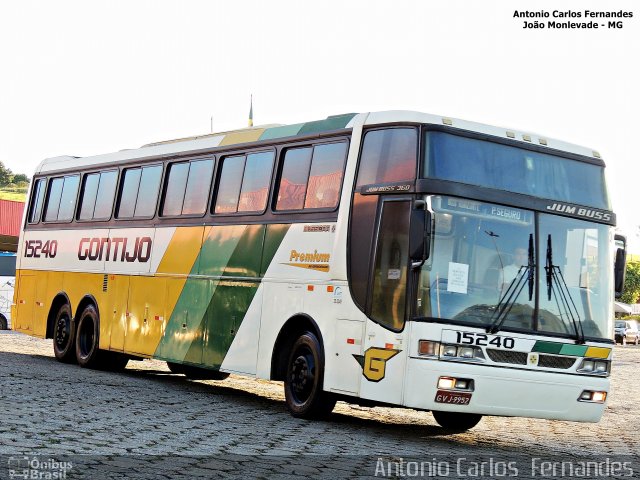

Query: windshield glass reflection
[[416, 196, 614, 340]]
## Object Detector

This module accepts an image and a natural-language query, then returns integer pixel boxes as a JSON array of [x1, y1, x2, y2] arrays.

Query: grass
[[0, 186, 27, 202]]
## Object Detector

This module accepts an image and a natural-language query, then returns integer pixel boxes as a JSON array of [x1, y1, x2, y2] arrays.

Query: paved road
[[1, 331, 639, 479]]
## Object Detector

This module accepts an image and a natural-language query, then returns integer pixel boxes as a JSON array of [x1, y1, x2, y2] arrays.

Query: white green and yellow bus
[[12, 111, 626, 431]]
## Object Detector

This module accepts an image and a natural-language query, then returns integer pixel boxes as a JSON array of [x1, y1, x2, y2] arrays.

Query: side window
[[117, 165, 162, 219], [27, 178, 46, 223], [304, 142, 348, 209], [276, 147, 312, 210], [182, 159, 214, 215], [78, 170, 118, 221], [163, 159, 214, 216], [356, 128, 417, 187], [214, 151, 274, 214], [370, 200, 411, 330], [276, 141, 348, 211], [44, 175, 80, 222]]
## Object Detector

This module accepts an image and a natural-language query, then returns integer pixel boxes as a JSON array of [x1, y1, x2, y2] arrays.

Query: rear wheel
[[432, 411, 482, 432], [75, 304, 101, 368], [0, 314, 7, 330], [53, 304, 76, 363], [284, 331, 336, 418]]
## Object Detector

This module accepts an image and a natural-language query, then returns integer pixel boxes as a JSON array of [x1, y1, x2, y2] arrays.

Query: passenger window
[[356, 128, 417, 187], [117, 165, 162, 219], [304, 142, 348, 209], [44, 175, 80, 222], [93, 170, 118, 220], [79, 170, 118, 221], [238, 152, 274, 212], [276, 147, 312, 210], [182, 159, 214, 215], [276, 141, 347, 211], [28, 178, 46, 223], [79, 173, 100, 220], [214, 151, 274, 214], [215, 156, 245, 214], [162, 162, 190, 216]]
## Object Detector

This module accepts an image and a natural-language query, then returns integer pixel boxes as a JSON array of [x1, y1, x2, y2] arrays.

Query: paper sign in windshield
[[447, 262, 469, 294]]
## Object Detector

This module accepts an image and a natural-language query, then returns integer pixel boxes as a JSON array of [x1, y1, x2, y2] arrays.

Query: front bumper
[[404, 357, 608, 422]]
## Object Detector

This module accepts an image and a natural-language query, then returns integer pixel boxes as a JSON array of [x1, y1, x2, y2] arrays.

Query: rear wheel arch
[[46, 293, 72, 339], [271, 314, 324, 381]]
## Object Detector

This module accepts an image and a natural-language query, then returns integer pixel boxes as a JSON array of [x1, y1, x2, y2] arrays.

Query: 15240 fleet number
[[455, 331, 515, 349]]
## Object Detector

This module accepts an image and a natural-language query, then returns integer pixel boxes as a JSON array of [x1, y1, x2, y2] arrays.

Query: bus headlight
[[439, 344, 485, 362], [578, 358, 609, 375], [442, 345, 458, 357]]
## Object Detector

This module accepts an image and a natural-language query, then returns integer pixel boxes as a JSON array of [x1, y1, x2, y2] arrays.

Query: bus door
[[359, 198, 412, 405]]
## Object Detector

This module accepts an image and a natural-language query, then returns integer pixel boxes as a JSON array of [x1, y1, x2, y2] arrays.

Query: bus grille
[[538, 354, 576, 369], [486, 349, 527, 365], [102, 275, 108, 292]]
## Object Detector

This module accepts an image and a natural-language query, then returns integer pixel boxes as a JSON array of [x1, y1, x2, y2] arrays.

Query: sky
[[1, 0, 638, 248]]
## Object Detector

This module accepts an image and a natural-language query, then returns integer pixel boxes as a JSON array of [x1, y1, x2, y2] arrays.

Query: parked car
[[0, 252, 16, 330], [615, 320, 640, 345]]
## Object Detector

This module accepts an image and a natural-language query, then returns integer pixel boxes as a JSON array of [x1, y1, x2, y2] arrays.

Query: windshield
[[416, 195, 614, 340], [423, 131, 610, 210], [615, 321, 625, 328]]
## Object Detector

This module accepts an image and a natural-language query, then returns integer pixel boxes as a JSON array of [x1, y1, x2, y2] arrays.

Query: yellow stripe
[[157, 227, 209, 274], [585, 346, 610, 359], [219, 129, 265, 146]]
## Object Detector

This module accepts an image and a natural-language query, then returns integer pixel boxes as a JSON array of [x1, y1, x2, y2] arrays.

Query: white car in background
[[0, 253, 16, 330]]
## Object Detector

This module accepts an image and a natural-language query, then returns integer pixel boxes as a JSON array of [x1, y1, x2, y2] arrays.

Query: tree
[[619, 261, 640, 305], [12, 173, 29, 184], [0, 161, 12, 187]]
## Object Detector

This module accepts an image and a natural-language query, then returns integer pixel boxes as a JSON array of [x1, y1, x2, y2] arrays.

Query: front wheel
[[53, 304, 76, 363], [0, 314, 7, 330], [284, 332, 336, 419], [432, 411, 482, 432]]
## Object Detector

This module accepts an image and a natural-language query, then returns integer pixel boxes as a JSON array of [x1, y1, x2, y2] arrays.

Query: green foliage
[[619, 261, 640, 305], [12, 173, 29, 183], [0, 161, 11, 186], [0, 160, 29, 190]]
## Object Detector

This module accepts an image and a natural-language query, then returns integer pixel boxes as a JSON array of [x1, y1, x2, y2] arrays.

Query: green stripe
[[532, 341, 589, 357], [532, 341, 563, 354], [297, 113, 357, 135], [155, 224, 291, 368], [259, 124, 303, 141], [559, 344, 588, 356]]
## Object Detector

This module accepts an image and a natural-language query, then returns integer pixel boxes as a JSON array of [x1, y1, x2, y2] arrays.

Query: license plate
[[435, 390, 472, 405]]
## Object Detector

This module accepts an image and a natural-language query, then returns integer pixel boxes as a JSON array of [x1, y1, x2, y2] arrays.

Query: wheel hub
[[55, 317, 69, 347]]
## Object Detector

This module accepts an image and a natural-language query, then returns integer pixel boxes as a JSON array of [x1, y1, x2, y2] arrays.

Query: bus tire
[[284, 331, 336, 419], [53, 303, 76, 363], [100, 352, 129, 371], [0, 313, 7, 330], [432, 411, 482, 432], [75, 304, 101, 368]]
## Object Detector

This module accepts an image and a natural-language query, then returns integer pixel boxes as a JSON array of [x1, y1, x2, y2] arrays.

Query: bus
[[0, 252, 16, 329], [12, 111, 626, 431]]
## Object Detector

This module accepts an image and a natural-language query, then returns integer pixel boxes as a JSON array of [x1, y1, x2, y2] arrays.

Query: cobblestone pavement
[[1, 331, 638, 479]]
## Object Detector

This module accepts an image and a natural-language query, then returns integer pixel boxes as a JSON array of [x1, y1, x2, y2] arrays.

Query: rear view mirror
[[410, 200, 431, 268], [614, 234, 627, 298]]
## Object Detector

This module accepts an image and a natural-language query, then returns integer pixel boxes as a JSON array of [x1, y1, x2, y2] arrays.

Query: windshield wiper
[[487, 234, 535, 334], [545, 234, 585, 344]]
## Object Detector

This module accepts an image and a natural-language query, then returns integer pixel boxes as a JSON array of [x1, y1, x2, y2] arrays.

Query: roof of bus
[[34, 111, 602, 174]]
